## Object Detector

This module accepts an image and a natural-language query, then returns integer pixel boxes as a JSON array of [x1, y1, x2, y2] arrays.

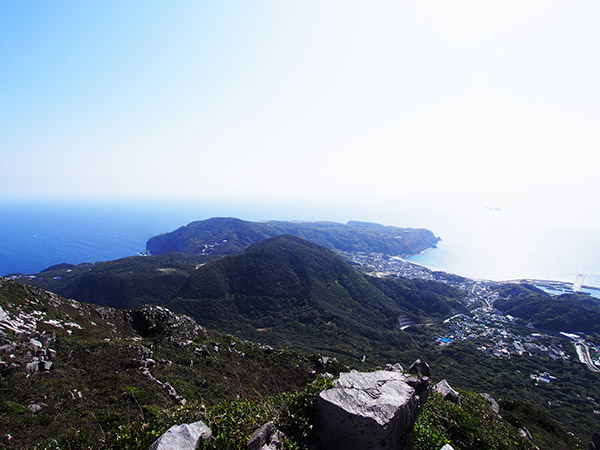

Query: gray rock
[[0, 361, 7, 373], [40, 361, 53, 371], [248, 422, 275, 450], [0, 343, 17, 354], [260, 345, 274, 354], [480, 393, 500, 414], [261, 430, 284, 450], [28, 339, 42, 351], [28, 404, 42, 414], [519, 428, 532, 441], [194, 346, 210, 357], [314, 370, 429, 450], [440, 445, 455, 450], [318, 356, 337, 368], [39, 331, 56, 347], [26, 361, 39, 373], [407, 359, 430, 378], [148, 420, 211, 450], [131, 305, 205, 341], [434, 379, 460, 405], [385, 363, 403, 372]]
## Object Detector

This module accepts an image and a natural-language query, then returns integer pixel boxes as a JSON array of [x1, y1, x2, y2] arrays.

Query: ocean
[[404, 205, 600, 289], [1, 199, 598, 290]]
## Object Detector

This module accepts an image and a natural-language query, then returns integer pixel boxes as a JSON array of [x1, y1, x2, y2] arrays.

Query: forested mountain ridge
[[493, 283, 600, 334], [23, 252, 215, 309], [146, 217, 440, 257], [167, 234, 464, 360]]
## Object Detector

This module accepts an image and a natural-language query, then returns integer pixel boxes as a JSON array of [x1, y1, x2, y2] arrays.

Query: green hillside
[[22, 252, 213, 309], [494, 284, 600, 335], [0, 276, 588, 449], [167, 234, 462, 360], [146, 217, 439, 257], [368, 276, 466, 323], [0, 278, 331, 449]]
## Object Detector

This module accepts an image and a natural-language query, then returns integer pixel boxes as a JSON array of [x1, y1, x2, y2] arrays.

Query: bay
[[0, 199, 598, 291]]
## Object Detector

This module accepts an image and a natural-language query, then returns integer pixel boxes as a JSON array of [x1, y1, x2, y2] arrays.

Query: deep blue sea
[[1, 199, 598, 291]]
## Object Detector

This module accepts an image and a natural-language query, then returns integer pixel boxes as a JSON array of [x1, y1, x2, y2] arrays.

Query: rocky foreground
[[0, 277, 588, 449]]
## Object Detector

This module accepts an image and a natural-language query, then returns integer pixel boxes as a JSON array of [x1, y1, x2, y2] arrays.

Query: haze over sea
[[1, 199, 598, 289]]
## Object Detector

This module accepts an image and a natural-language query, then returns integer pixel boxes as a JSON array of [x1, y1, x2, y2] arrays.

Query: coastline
[[390, 255, 600, 299]]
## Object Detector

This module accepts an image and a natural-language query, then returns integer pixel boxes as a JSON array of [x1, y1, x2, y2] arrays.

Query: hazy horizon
[[2, 1, 599, 227]]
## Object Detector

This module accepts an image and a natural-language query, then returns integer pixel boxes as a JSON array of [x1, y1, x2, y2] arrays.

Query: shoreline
[[394, 255, 600, 294]]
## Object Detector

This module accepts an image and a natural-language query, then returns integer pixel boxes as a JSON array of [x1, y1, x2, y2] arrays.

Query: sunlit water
[[1, 199, 598, 290]]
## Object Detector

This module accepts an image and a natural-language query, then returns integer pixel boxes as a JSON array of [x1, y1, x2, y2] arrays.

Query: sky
[[2, 1, 599, 218]]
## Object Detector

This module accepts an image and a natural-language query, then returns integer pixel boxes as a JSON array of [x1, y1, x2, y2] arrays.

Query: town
[[346, 251, 600, 378]]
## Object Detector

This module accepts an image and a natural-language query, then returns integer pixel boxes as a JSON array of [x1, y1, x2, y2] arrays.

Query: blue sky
[[2, 1, 599, 221]]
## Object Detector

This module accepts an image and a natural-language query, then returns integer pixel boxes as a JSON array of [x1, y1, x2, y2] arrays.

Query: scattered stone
[[434, 379, 461, 405], [480, 393, 500, 414], [40, 361, 53, 371], [385, 363, 403, 372], [407, 359, 430, 378], [148, 420, 211, 450], [519, 428, 533, 441], [263, 430, 285, 450], [28, 404, 42, 414], [39, 331, 56, 347], [195, 345, 210, 357], [314, 370, 429, 450], [0, 343, 17, 355], [440, 445, 455, 450], [28, 339, 42, 351], [322, 372, 334, 380], [247, 422, 276, 450], [70, 390, 83, 400], [318, 356, 337, 368], [260, 345, 274, 354], [26, 361, 39, 373], [139, 345, 153, 359]]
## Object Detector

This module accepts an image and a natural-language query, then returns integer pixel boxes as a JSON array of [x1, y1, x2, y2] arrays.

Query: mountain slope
[[0, 277, 330, 449], [167, 235, 461, 359], [146, 217, 439, 257], [20, 252, 213, 309], [493, 283, 600, 334], [368, 276, 466, 323]]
